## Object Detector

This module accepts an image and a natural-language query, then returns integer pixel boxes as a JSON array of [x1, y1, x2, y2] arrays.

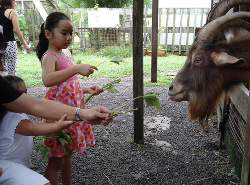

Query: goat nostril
[[169, 84, 173, 91]]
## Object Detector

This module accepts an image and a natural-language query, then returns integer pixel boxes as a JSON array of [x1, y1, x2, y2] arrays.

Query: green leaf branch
[[34, 130, 72, 162], [110, 92, 160, 117], [85, 78, 121, 104]]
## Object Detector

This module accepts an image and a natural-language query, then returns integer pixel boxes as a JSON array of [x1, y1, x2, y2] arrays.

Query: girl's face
[[46, 19, 73, 50]]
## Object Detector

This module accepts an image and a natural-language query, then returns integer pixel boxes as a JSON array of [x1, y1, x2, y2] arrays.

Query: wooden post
[[241, 84, 250, 184], [171, 8, 176, 53], [151, 0, 158, 83], [179, 9, 183, 55], [165, 9, 169, 50], [133, 0, 144, 144]]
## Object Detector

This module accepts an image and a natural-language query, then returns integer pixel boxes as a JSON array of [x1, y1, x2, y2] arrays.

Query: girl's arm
[[82, 85, 103, 94], [3, 93, 112, 125], [9, 10, 30, 52], [15, 114, 74, 136], [42, 54, 98, 87]]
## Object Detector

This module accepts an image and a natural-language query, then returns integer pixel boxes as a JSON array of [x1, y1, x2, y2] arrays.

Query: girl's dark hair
[[0, 0, 12, 8], [0, 75, 24, 121], [36, 12, 70, 61], [4, 75, 24, 87]]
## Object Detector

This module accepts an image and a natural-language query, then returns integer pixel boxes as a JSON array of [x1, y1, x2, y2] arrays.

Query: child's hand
[[57, 114, 74, 129], [77, 64, 98, 77], [88, 85, 104, 95]]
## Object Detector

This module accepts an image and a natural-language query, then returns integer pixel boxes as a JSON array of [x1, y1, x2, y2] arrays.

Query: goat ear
[[211, 52, 245, 67]]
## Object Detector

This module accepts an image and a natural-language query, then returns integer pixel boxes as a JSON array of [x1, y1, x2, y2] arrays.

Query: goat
[[168, 10, 250, 129]]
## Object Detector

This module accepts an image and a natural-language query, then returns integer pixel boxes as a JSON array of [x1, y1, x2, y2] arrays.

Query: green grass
[[16, 50, 186, 88]]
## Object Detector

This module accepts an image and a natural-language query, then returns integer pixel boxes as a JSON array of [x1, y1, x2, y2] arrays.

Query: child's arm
[[42, 54, 98, 87], [15, 114, 74, 136], [82, 85, 103, 95]]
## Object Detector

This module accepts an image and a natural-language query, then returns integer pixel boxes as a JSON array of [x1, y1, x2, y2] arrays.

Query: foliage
[[85, 78, 121, 103], [57, 0, 132, 8], [95, 45, 133, 58], [34, 130, 72, 162], [81, 0, 132, 8], [144, 0, 152, 8], [110, 92, 160, 117], [17, 11, 29, 41], [16, 51, 186, 88]]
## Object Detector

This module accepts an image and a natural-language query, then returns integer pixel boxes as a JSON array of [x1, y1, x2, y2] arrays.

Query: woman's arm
[[15, 114, 74, 136], [3, 93, 112, 125], [9, 10, 30, 52], [42, 54, 98, 87]]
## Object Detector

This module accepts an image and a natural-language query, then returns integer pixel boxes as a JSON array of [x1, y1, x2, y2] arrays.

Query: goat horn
[[197, 12, 250, 47], [223, 19, 250, 32], [207, 0, 250, 22]]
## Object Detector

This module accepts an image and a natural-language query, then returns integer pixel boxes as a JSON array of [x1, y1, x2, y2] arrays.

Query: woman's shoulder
[[5, 9, 17, 19]]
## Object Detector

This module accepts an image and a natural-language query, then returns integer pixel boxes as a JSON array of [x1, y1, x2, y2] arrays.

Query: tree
[[82, 0, 132, 8], [57, 0, 132, 8]]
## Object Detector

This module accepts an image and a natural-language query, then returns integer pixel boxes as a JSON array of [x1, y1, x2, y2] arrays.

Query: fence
[[19, 8, 210, 54]]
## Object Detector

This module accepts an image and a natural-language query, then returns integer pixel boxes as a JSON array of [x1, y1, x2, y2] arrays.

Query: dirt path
[[28, 76, 238, 185]]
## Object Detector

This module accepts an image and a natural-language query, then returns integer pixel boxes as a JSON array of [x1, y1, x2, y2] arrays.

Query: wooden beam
[[151, 0, 158, 83], [133, 0, 144, 144], [241, 83, 250, 184]]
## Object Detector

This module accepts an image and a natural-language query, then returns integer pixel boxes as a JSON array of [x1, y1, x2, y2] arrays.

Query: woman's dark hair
[[0, 0, 12, 8], [36, 12, 70, 61]]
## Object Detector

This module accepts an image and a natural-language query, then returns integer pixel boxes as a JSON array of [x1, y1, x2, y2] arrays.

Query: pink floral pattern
[[42, 52, 94, 157]]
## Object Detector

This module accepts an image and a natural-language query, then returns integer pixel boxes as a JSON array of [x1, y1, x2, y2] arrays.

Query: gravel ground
[[28, 76, 238, 185]]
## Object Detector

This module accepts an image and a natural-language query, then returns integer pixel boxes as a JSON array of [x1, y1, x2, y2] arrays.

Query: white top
[[0, 160, 49, 185], [0, 112, 33, 167]]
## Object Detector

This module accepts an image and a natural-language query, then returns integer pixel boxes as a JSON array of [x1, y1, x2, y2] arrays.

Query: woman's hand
[[77, 64, 98, 77], [24, 44, 31, 53], [79, 106, 113, 125]]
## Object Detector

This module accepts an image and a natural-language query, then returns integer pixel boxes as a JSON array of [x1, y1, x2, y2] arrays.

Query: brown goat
[[168, 11, 250, 129]]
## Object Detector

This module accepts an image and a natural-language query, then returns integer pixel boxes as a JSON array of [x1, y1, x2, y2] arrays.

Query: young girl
[[36, 12, 104, 185], [0, 75, 74, 185]]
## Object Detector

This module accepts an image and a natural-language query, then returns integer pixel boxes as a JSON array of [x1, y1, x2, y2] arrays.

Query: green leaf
[[36, 143, 50, 162], [110, 56, 124, 64], [105, 86, 119, 93], [144, 92, 161, 110], [57, 137, 69, 146], [63, 132, 72, 142]]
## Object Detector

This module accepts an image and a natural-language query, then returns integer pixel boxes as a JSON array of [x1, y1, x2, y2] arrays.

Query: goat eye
[[194, 58, 200, 63]]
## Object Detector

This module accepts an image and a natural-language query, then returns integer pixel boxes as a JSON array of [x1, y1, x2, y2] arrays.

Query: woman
[[0, 0, 31, 75]]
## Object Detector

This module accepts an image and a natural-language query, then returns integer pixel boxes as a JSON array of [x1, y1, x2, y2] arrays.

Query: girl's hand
[[77, 64, 98, 77], [88, 85, 104, 95], [57, 114, 75, 130]]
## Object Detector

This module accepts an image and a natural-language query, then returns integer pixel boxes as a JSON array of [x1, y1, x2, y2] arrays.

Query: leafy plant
[[110, 92, 160, 117], [18, 11, 29, 41], [95, 45, 132, 58], [85, 78, 121, 104], [34, 130, 72, 162]]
